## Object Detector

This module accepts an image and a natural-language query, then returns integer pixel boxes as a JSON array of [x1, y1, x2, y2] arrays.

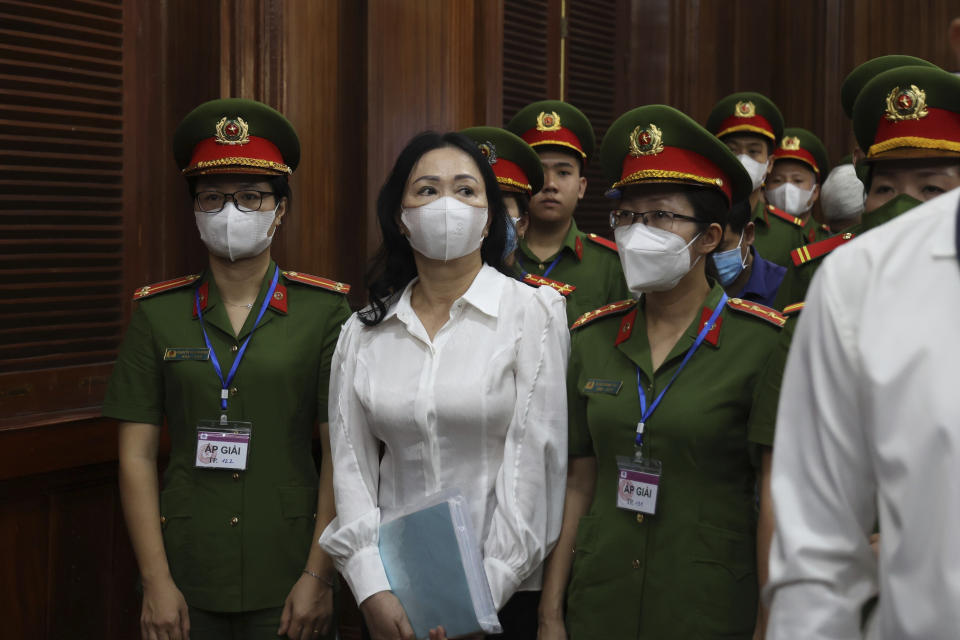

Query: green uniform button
[[539, 263, 545, 270], [232, 472, 240, 481], [230, 516, 239, 526], [635, 513, 644, 524], [632, 559, 641, 570], [230, 387, 238, 397], [230, 344, 239, 353], [160, 516, 167, 526]]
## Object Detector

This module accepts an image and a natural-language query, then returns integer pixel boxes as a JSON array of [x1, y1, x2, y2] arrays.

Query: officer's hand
[[427, 626, 483, 640], [141, 575, 190, 640], [359, 591, 415, 640], [278, 573, 334, 640], [537, 616, 568, 640]]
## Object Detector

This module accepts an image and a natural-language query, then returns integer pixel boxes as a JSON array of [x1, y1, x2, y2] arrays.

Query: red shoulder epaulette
[[790, 232, 856, 267], [782, 302, 805, 316], [132, 274, 201, 301], [522, 273, 575, 296], [766, 204, 803, 228], [570, 299, 637, 331], [282, 271, 351, 294], [586, 233, 618, 252], [726, 297, 786, 328]]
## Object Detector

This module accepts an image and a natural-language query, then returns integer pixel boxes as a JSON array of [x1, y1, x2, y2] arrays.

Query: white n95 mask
[[614, 223, 702, 296], [401, 196, 488, 261], [737, 154, 768, 191], [195, 202, 277, 262], [765, 183, 816, 215]]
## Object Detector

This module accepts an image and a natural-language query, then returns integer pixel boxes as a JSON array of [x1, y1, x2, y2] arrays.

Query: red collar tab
[[575, 236, 584, 260], [790, 232, 856, 266], [133, 273, 201, 301], [269, 282, 288, 313], [586, 233, 618, 253], [698, 306, 724, 346], [490, 156, 533, 195], [766, 204, 803, 227], [869, 107, 960, 158], [570, 299, 637, 331], [520, 126, 586, 159], [715, 112, 776, 141], [522, 273, 576, 296], [782, 302, 805, 316], [281, 271, 351, 294], [773, 147, 819, 175], [726, 297, 786, 328], [191, 282, 210, 318], [614, 307, 638, 346], [184, 135, 291, 176], [616, 146, 732, 203]]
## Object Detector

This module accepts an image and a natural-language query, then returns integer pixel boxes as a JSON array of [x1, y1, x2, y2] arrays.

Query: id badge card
[[616, 455, 662, 515], [195, 420, 252, 470]]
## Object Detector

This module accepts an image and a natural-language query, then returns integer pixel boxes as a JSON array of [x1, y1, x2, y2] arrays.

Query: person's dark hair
[[679, 184, 729, 232], [186, 174, 292, 208], [725, 198, 752, 235], [537, 144, 585, 175], [359, 131, 511, 326]]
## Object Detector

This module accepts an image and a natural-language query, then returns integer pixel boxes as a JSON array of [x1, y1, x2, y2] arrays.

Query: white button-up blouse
[[319, 265, 570, 610]]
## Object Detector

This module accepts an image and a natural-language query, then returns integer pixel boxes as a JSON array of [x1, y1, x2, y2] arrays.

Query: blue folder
[[379, 491, 502, 639]]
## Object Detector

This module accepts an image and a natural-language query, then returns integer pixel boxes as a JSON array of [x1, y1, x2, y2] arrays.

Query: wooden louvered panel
[[566, 0, 621, 237], [502, 0, 552, 122], [0, 0, 124, 394]]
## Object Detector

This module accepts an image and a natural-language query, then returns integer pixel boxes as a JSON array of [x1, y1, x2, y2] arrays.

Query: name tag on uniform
[[583, 379, 623, 395], [616, 455, 662, 515], [195, 421, 252, 470], [164, 347, 211, 361]]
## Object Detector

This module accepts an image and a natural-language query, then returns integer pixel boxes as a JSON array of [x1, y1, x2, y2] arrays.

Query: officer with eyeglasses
[[538, 105, 786, 640], [103, 98, 351, 640]]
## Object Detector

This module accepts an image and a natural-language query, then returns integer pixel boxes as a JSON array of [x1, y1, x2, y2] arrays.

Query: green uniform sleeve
[[102, 304, 164, 425], [567, 331, 593, 456], [317, 296, 352, 424], [746, 317, 797, 447]]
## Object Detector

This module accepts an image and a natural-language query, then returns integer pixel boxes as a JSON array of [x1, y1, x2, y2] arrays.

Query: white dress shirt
[[319, 264, 570, 609], [766, 188, 960, 639]]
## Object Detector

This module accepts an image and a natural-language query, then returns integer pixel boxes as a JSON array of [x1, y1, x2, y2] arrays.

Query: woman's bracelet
[[302, 569, 336, 588]]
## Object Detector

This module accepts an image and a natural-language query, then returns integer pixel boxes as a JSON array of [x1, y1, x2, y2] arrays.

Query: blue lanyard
[[195, 266, 280, 412], [634, 292, 728, 448], [518, 252, 563, 278]]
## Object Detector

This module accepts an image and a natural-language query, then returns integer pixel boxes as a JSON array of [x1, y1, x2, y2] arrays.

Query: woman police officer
[[104, 98, 351, 640], [537, 105, 785, 639]]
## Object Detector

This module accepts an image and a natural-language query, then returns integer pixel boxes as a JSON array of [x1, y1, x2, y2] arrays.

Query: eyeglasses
[[608, 209, 703, 230], [195, 190, 276, 213]]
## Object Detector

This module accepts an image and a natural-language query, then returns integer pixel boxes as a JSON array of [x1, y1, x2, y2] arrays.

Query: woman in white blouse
[[319, 132, 570, 640]]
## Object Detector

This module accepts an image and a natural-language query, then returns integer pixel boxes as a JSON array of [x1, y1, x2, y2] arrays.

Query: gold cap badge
[[629, 124, 664, 156], [884, 85, 928, 121], [781, 136, 801, 151], [734, 101, 756, 118], [477, 141, 498, 165], [215, 116, 250, 145], [536, 111, 562, 132]]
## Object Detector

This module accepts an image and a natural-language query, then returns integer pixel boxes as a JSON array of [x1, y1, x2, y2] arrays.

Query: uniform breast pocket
[[689, 523, 758, 637]]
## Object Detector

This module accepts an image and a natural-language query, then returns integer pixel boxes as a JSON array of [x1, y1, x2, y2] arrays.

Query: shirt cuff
[[483, 555, 521, 611], [342, 546, 392, 605]]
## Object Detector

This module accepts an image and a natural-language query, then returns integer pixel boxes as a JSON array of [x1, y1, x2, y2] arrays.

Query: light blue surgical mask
[[502, 215, 520, 262], [711, 230, 747, 287]]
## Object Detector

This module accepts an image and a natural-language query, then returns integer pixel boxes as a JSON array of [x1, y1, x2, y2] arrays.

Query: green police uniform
[[512, 222, 629, 325], [565, 287, 784, 639], [750, 200, 808, 267], [104, 265, 351, 612], [104, 98, 352, 633], [505, 100, 630, 324]]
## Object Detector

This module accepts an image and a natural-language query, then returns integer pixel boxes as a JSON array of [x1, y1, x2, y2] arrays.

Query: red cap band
[[184, 136, 290, 175], [773, 147, 819, 174], [715, 114, 775, 141], [520, 127, 586, 158], [868, 107, 960, 157], [616, 146, 732, 203], [490, 157, 533, 194]]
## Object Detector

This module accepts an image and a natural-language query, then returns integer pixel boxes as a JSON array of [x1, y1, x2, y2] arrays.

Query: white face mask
[[765, 183, 816, 215], [400, 196, 488, 261], [195, 201, 278, 262], [737, 154, 768, 191], [819, 164, 864, 223], [614, 223, 702, 296]]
